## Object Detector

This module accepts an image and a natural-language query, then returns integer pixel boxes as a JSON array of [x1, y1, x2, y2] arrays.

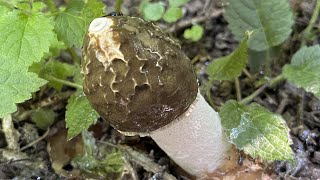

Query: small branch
[[166, 9, 224, 33], [235, 78, 242, 101], [240, 74, 286, 105], [2, 115, 20, 150], [20, 128, 50, 151], [118, 145, 177, 180], [242, 68, 253, 80], [45, 75, 83, 90], [123, 157, 139, 180], [115, 0, 122, 13]]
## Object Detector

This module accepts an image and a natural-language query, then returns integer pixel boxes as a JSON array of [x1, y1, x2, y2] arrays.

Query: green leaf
[[30, 60, 76, 91], [0, 5, 10, 15], [163, 7, 183, 23], [0, 11, 55, 67], [54, 0, 105, 48], [31, 108, 55, 130], [138, 0, 150, 14], [0, 56, 47, 118], [142, 2, 165, 21], [183, 24, 204, 41], [168, 0, 189, 7], [224, 0, 293, 51], [207, 38, 248, 80], [220, 100, 293, 161], [66, 91, 99, 139], [282, 45, 320, 98]]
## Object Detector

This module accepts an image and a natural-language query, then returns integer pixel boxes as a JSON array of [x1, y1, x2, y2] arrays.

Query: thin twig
[[276, 93, 289, 114], [242, 68, 253, 80], [123, 157, 139, 180], [20, 128, 50, 151], [119, 145, 177, 180]]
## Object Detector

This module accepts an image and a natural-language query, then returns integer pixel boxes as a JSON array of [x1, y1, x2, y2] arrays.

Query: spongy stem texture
[[149, 93, 231, 176]]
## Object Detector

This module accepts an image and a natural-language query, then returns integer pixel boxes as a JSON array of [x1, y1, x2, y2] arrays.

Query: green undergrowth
[[0, 0, 320, 177]]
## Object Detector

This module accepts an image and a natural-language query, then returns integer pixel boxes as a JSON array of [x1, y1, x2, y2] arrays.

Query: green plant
[[1, 0, 320, 177], [0, 0, 123, 177], [206, 0, 320, 162], [139, 0, 204, 41]]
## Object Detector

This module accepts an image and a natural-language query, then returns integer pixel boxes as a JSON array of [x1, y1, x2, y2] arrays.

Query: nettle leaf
[[220, 100, 293, 161], [207, 38, 248, 80], [142, 2, 165, 21], [66, 91, 99, 139], [0, 11, 55, 67], [0, 56, 47, 118], [168, 0, 189, 7], [282, 45, 320, 98], [183, 24, 204, 42], [163, 7, 183, 23], [0, 5, 10, 15], [224, 0, 293, 51], [55, 0, 105, 48]]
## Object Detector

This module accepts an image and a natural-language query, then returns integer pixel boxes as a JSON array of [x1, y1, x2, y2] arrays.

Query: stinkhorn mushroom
[[82, 15, 231, 177]]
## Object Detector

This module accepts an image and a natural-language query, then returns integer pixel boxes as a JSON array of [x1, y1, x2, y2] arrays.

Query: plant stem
[[68, 48, 81, 65], [303, 0, 320, 44], [243, 68, 253, 79], [269, 74, 285, 87], [115, 0, 122, 13], [45, 75, 83, 89], [240, 84, 267, 105], [240, 74, 285, 105], [235, 78, 242, 101]]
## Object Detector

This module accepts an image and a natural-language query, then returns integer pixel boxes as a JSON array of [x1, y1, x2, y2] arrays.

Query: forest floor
[[1, 0, 320, 179]]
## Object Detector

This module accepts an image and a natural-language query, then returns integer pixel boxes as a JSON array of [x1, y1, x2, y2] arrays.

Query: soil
[[1, 0, 320, 179]]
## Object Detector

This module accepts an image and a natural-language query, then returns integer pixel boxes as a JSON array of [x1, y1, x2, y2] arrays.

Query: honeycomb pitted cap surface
[[82, 16, 198, 133]]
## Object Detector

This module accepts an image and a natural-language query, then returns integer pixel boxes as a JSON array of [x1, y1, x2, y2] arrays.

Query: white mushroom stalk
[[82, 16, 233, 177], [150, 92, 231, 176]]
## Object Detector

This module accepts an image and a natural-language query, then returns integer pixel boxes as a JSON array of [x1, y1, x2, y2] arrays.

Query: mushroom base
[[148, 93, 231, 177]]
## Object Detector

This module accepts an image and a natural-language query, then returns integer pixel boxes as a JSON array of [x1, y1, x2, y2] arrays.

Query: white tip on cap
[[89, 17, 113, 33]]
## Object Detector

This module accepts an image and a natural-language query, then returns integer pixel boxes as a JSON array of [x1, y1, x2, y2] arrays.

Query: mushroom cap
[[82, 16, 198, 133]]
